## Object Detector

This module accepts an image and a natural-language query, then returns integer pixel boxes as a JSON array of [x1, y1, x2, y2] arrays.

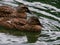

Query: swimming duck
[[0, 16, 43, 31], [10, 16, 43, 31], [0, 4, 31, 18], [0, 4, 31, 27], [0, 4, 43, 32], [16, 4, 31, 19], [24, 16, 43, 31]]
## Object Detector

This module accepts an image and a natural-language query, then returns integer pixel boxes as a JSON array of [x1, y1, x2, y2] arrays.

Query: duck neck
[[17, 11, 27, 19]]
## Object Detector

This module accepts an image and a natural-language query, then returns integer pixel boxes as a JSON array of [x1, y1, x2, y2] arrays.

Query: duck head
[[28, 16, 43, 27], [16, 4, 32, 14]]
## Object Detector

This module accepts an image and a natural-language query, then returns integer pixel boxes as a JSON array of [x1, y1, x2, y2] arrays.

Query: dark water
[[0, 0, 60, 45]]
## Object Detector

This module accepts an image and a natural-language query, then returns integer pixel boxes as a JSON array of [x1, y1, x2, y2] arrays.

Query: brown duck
[[0, 17, 43, 32], [25, 16, 43, 31], [0, 4, 43, 32], [0, 4, 31, 18]]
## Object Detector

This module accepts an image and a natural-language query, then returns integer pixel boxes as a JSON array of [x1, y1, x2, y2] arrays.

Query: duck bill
[[27, 9, 32, 14]]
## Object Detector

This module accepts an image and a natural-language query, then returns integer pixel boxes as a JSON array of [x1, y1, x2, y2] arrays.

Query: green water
[[0, 0, 60, 45]]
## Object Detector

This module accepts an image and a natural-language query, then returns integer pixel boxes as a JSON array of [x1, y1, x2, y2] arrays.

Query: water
[[0, 0, 60, 45]]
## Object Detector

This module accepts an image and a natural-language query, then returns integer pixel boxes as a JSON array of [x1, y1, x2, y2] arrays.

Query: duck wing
[[0, 6, 16, 17]]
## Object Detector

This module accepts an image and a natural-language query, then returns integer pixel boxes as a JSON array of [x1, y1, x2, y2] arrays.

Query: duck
[[28, 16, 43, 26], [16, 4, 31, 19], [0, 4, 43, 32], [10, 16, 43, 32], [0, 4, 31, 18], [0, 16, 43, 32], [0, 4, 31, 27], [24, 16, 43, 31]]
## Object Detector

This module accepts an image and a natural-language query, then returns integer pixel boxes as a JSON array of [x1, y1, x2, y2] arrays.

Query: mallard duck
[[0, 4, 31, 18]]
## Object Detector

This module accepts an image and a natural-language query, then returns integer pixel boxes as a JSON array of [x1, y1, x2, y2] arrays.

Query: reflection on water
[[0, 0, 60, 45], [0, 27, 40, 43]]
